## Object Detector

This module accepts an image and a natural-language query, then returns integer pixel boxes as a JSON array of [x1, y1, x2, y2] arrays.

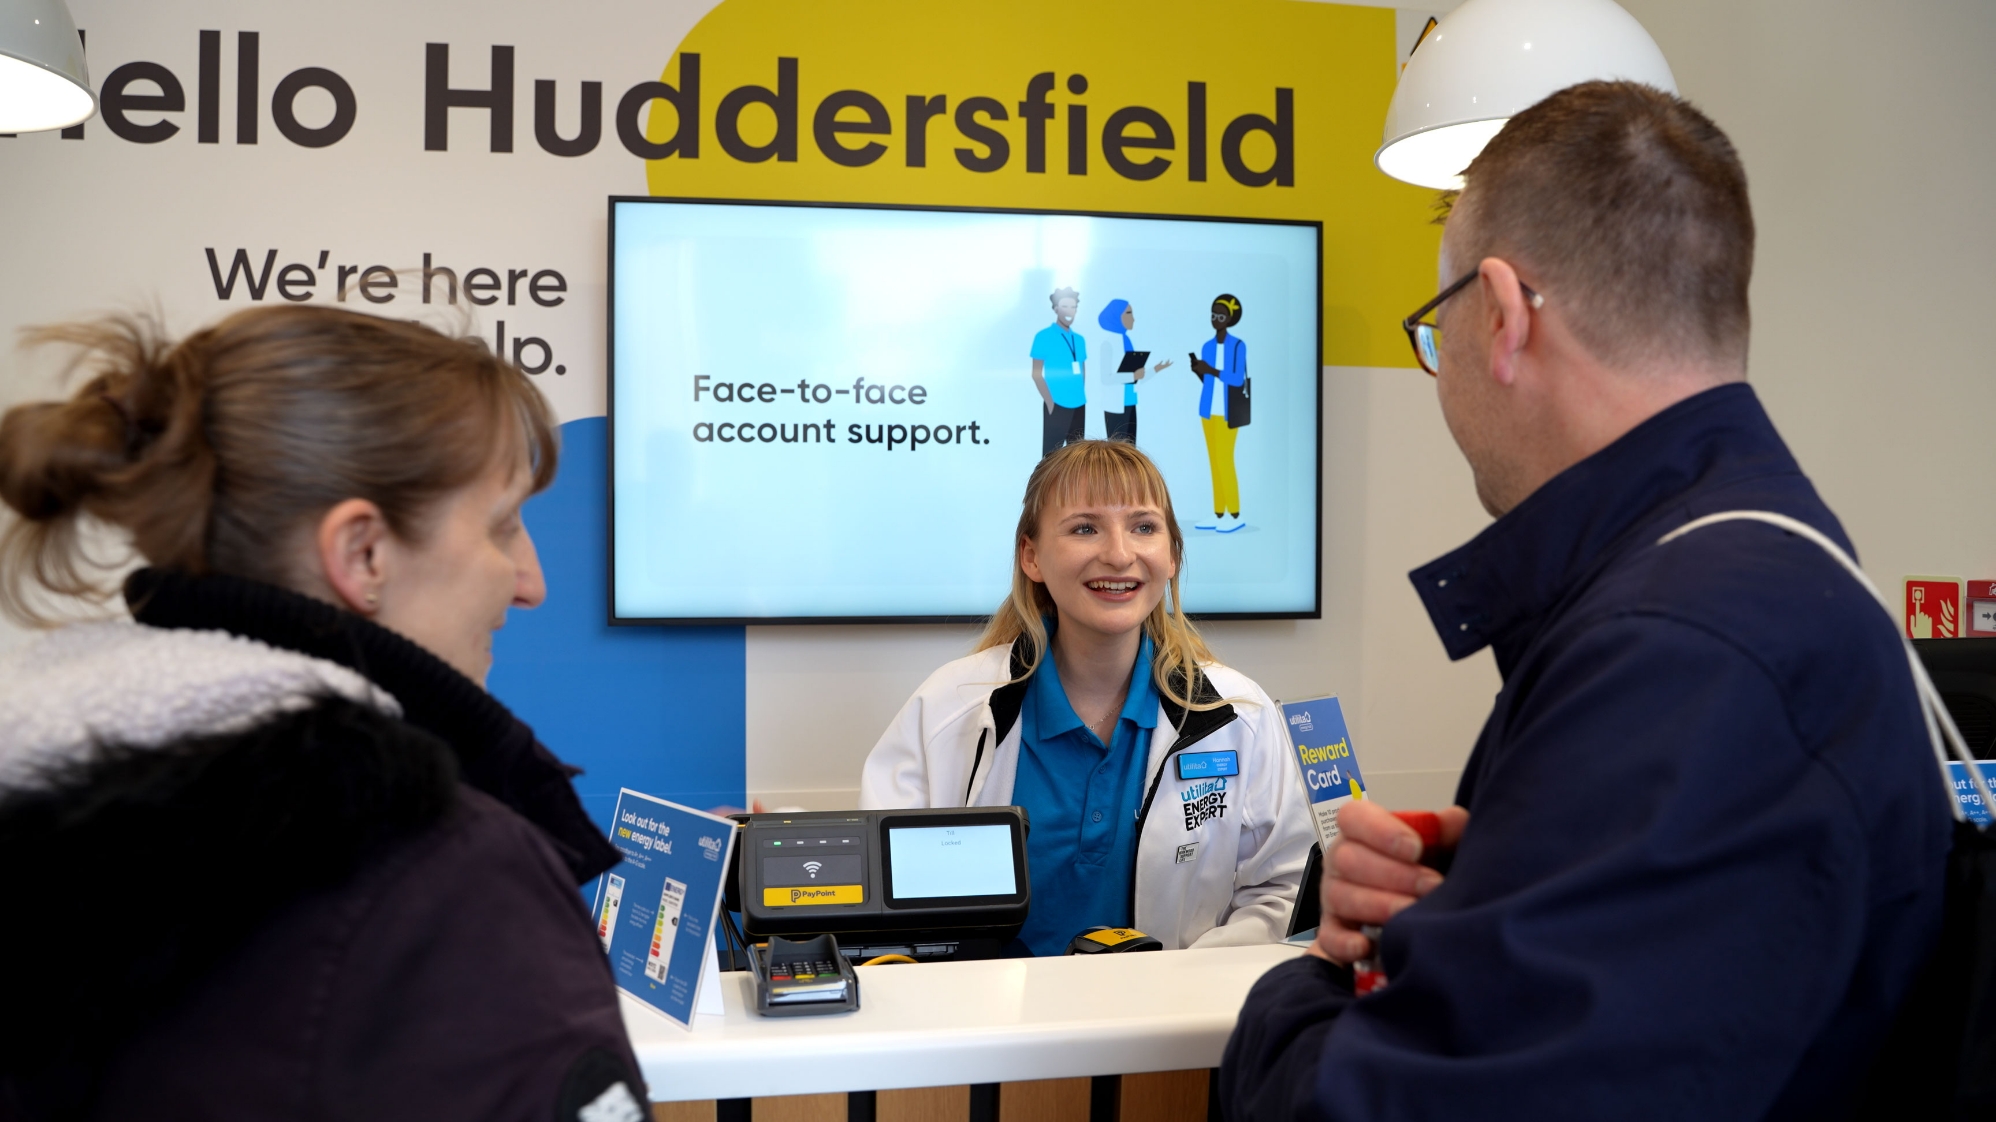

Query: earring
[[364, 591, 380, 608]]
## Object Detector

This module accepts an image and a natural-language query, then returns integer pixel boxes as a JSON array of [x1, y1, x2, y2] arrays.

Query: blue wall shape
[[488, 416, 746, 832]]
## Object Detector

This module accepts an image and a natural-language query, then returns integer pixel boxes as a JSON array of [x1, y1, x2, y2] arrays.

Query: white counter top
[[623, 942, 1303, 1102]]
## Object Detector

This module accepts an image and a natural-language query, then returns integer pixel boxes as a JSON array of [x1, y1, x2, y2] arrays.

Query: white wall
[[744, 0, 1996, 810], [1616, 0, 1996, 593]]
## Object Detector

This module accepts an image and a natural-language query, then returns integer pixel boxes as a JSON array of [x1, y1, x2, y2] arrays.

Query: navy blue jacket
[[1221, 385, 1951, 1120]]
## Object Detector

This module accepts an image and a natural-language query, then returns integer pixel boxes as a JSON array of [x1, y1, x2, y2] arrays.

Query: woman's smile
[[1084, 577, 1144, 602]]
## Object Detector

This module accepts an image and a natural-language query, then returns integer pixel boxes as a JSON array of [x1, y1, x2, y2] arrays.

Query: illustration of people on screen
[[1189, 294, 1249, 533], [1030, 287, 1088, 458], [1095, 298, 1173, 444]]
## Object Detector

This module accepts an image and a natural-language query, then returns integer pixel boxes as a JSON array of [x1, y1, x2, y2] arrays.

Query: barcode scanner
[[1066, 926, 1164, 955]]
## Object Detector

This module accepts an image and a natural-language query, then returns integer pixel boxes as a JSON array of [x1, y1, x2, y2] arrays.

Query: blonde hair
[[0, 305, 558, 625], [976, 440, 1224, 711]]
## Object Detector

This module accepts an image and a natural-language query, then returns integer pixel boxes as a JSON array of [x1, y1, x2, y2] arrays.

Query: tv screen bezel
[[606, 194, 1324, 626]]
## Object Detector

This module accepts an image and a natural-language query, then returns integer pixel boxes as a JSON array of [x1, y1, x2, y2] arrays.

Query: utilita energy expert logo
[[1182, 777, 1229, 831], [30, 35, 1295, 187]]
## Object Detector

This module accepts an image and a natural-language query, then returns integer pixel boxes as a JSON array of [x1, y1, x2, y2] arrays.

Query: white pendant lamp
[[0, 0, 93, 133], [1376, 0, 1675, 190]]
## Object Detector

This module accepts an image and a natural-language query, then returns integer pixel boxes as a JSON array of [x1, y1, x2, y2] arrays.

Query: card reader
[[748, 933, 860, 1016], [729, 807, 1030, 954]]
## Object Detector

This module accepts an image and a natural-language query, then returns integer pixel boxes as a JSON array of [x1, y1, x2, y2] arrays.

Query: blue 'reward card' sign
[[591, 789, 737, 1029], [1281, 695, 1368, 851]]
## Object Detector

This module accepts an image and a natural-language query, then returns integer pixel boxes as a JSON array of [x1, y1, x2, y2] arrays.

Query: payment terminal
[[748, 933, 861, 1016], [730, 807, 1031, 961]]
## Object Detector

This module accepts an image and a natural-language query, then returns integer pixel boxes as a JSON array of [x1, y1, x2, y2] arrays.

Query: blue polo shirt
[[1011, 632, 1159, 957], [1029, 322, 1088, 408]]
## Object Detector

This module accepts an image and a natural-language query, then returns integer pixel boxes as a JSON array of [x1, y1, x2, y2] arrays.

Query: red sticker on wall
[[1905, 577, 1964, 639]]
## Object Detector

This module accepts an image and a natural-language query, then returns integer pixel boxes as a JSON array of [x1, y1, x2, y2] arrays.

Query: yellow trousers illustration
[[1202, 414, 1239, 516]]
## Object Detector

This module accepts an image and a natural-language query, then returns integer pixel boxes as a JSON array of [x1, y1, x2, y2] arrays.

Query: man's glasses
[[1401, 268, 1543, 377]]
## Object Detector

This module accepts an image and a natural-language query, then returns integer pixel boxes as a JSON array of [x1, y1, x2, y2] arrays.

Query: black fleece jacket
[[0, 570, 641, 1122]]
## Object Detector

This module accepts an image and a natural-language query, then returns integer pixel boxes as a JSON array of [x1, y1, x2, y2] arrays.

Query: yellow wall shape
[[639, 0, 1442, 368]]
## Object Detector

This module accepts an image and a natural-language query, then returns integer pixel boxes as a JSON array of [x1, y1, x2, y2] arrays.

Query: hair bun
[[95, 388, 142, 458], [0, 393, 131, 521], [0, 316, 220, 622]]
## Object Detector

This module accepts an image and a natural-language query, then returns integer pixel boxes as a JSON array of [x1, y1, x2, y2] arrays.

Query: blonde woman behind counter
[[861, 441, 1312, 954]]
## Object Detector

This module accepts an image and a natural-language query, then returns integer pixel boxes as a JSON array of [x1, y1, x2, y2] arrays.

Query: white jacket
[[859, 641, 1315, 950]]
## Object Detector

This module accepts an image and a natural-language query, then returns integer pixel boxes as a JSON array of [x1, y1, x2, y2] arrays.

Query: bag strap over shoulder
[[1659, 510, 1992, 820]]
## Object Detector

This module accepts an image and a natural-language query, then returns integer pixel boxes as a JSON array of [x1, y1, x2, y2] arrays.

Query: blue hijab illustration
[[1097, 298, 1133, 350], [1095, 297, 1146, 442]]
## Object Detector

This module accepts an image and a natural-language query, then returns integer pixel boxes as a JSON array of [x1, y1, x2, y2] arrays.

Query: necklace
[[1051, 646, 1130, 743], [1077, 695, 1124, 742]]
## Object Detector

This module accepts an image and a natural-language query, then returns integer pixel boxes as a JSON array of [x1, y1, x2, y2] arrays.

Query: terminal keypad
[[769, 959, 840, 981]]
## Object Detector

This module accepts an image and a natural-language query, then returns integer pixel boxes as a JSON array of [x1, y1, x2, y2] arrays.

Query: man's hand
[[1306, 800, 1469, 964], [1031, 360, 1053, 412]]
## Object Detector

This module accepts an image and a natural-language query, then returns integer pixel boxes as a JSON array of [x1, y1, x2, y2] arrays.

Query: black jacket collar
[[125, 567, 618, 882], [1409, 383, 1805, 677]]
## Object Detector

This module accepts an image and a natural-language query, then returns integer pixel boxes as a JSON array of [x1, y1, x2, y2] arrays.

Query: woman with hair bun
[[861, 440, 1312, 955], [0, 307, 644, 1120]]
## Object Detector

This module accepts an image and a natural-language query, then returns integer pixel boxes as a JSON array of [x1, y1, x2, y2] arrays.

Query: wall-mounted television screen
[[609, 197, 1321, 623]]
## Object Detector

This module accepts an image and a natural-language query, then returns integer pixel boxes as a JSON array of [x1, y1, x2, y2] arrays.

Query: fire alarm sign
[[1904, 576, 1965, 639]]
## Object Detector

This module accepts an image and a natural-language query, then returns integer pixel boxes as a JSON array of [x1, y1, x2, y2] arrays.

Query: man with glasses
[[1221, 80, 1948, 1118]]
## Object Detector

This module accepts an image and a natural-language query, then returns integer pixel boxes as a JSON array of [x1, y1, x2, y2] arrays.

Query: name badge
[[1072, 360, 1082, 375], [1176, 750, 1239, 780]]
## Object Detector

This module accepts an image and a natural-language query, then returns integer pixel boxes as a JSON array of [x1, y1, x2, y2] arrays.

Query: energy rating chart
[[594, 789, 737, 1027]]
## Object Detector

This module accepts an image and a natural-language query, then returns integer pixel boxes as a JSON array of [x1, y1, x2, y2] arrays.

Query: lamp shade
[[0, 0, 92, 133], [1376, 0, 1674, 190]]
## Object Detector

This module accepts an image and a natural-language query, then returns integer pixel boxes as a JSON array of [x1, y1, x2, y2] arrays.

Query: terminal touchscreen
[[734, 808, 1030, 951], [885, 822, 1018, 900]]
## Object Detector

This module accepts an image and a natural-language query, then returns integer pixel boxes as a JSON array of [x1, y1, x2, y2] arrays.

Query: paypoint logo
[[765, 884, 864, 906], [640, 0, 1441, 368]]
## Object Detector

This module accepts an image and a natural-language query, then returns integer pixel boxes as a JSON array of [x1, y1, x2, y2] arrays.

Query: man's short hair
[[1454, 80, 1753, 369], [1050, 286, 1080, 308]]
